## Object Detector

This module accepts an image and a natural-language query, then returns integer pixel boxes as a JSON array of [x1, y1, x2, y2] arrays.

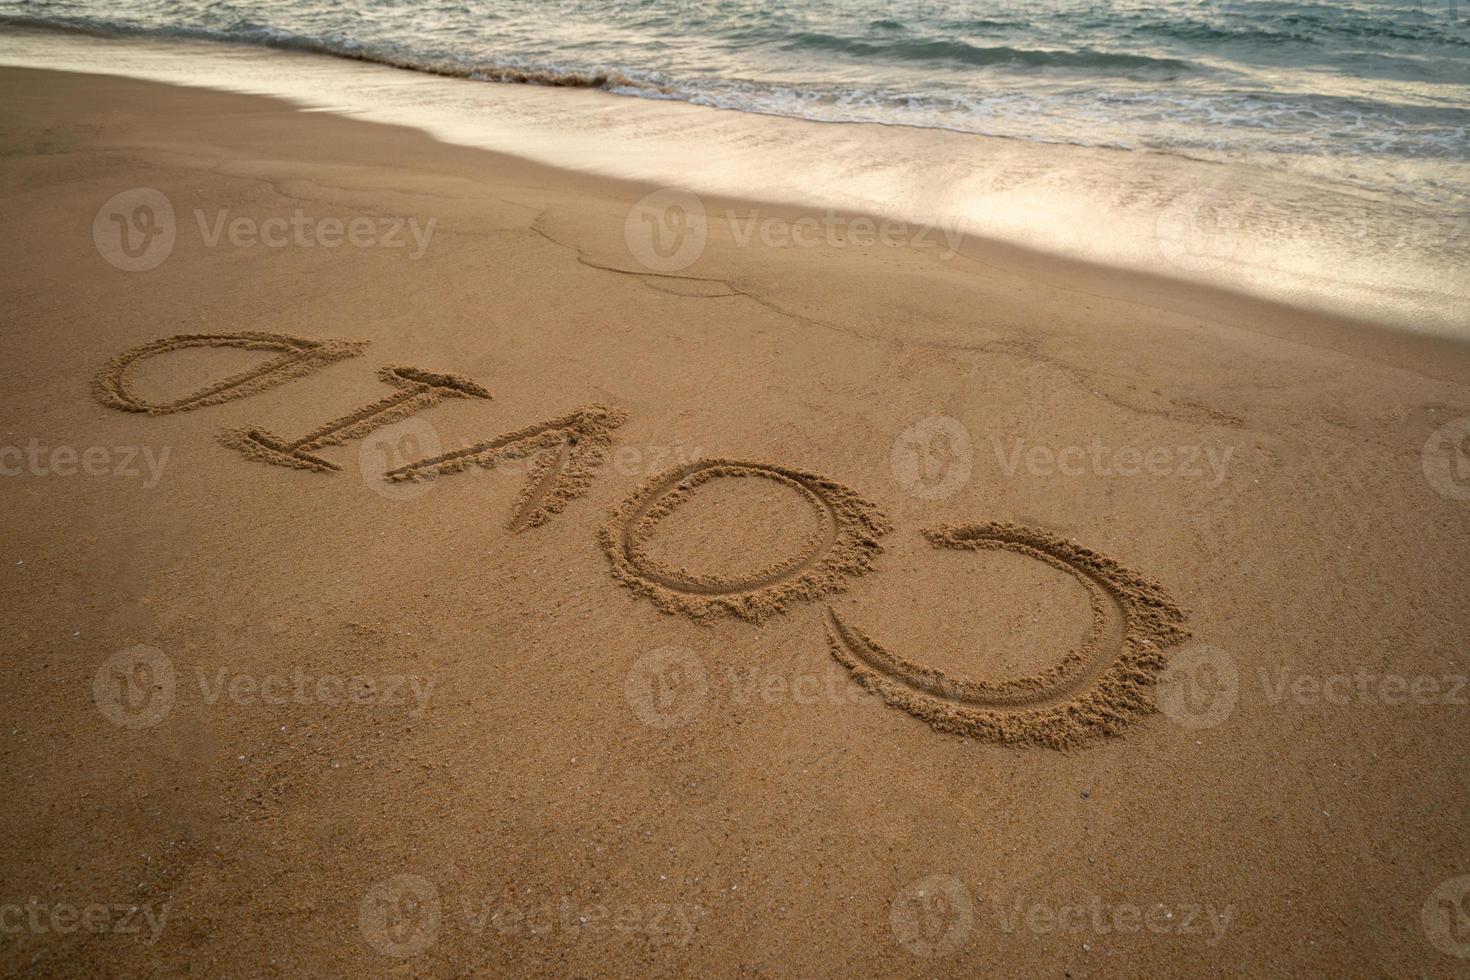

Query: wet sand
[[2, 64, 1470, 975]]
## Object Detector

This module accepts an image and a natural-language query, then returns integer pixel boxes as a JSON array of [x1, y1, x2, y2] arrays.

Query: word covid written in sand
[[94, 332, 1189, 747]]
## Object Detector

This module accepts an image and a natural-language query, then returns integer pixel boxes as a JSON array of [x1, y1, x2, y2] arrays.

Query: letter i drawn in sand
[[384, 405, 630, 529], [221, 366, 491, 472]]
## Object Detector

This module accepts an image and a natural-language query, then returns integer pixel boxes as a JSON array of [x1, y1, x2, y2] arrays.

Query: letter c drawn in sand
[[825, 522, 1189, 748], [600, 459, 892, 622], [93, 331, 367, 414]]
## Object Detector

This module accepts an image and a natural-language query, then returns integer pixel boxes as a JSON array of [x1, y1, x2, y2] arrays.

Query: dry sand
[[2, 65, 1469, 975]]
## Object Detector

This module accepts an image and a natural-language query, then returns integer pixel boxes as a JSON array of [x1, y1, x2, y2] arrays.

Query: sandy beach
[[2, 60, 1470, 975]]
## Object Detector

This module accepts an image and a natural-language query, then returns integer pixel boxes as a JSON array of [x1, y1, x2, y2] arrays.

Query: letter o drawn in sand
[[826, 522, 1189, 748], [600, 459, 892, 622], [94, 331, 367, 414]]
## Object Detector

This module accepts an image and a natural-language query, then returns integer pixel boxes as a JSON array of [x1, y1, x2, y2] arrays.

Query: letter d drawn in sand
[[94, 331, 368, 415], [221, 366, 490, 472]]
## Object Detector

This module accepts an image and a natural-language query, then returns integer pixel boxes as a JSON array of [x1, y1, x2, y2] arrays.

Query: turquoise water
[[3, 0, 1468, 207]]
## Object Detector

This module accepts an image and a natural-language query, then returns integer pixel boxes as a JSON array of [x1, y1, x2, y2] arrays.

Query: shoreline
[[5, 13, 1456, 198], [4, 14, 1466, 214], [1, 25, 1466, 339]]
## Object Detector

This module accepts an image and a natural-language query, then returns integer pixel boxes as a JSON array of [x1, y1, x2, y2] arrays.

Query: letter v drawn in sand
[[383, 404, 630, 529], [825, 522, 1189, 747], [94, 332, 367, 414], [601, 459, 892, 621], [221, 366, 490, 472]]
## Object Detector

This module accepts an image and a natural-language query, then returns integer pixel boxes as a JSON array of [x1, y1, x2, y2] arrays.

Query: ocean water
[[3, 0, 1468, 209]]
